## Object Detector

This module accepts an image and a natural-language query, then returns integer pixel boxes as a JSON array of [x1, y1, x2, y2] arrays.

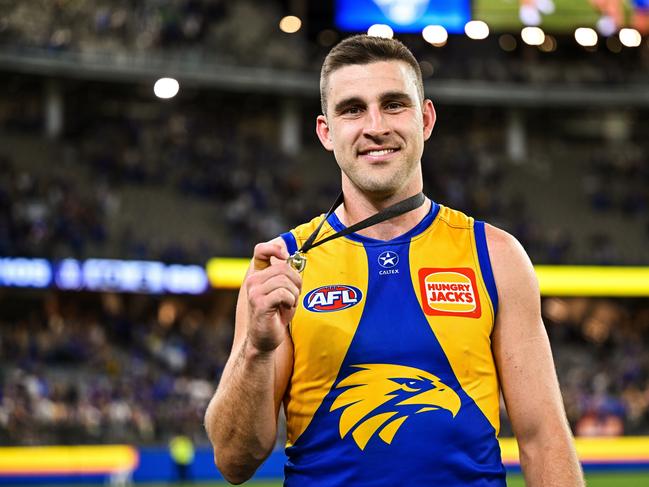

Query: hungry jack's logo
[[418, 268, 481, 318]]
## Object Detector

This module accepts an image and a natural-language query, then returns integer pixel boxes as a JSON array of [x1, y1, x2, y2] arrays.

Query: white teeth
[[366, 149, 395, 156]]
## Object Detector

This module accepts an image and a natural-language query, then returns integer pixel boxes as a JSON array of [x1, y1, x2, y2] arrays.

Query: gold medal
[[287, 252, 307, 273]]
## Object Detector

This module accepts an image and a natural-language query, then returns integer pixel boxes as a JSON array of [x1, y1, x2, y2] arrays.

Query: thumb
[[252, 241, 289, 271]]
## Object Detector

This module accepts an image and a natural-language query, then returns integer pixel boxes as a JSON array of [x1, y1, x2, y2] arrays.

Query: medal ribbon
[[288, 191, 426, 271]]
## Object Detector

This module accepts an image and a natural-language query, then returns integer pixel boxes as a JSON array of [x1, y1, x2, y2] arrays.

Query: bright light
[[521, 26, 545, 46], [519, 5, 541, 26], [619, 28, 641, 47], [536, 0, 556, 14], [279, 15, 301, 34], [422, 25, 448, 45], [465, 20, 489, 40], [367, 24, 394, 39], [574, 27, 598, 47], [153, 78, 179, 99], [596, 16, 617, 36]]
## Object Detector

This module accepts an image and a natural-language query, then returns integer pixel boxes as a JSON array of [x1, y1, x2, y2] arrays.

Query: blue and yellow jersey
[[279, 201, 505, 486]]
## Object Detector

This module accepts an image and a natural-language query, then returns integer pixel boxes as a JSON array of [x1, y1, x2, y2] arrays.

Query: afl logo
[[378, 251, 399, 268], [304, 285, 363, 313]]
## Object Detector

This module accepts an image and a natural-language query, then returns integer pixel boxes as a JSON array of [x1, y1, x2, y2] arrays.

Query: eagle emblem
[[330, 363, 461, 450]]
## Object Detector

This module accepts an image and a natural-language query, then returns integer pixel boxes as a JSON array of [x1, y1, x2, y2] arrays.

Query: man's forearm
[[519, 431, 584, 487], [205, 340, 279, 484]]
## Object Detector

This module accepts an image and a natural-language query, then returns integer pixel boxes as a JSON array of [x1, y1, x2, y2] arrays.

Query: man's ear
[[422, 99, 436, 141], [316, 114, 334, 152]]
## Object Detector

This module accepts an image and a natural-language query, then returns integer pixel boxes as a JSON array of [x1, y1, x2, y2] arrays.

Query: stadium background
[[1, 0, 649, 485]]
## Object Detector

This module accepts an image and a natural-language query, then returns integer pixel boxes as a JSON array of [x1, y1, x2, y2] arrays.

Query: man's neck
[[334, 189, 431, 241]]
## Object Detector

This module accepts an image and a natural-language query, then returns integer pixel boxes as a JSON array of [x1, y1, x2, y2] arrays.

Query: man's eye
[[344, 106, 362, 115], [386, 102, 403, 110]]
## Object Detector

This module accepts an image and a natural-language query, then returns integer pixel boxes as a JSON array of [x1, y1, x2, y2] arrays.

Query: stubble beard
[[341, 157, 418, 200]]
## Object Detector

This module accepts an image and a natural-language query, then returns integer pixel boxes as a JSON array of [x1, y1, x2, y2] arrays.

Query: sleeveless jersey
[[279, 201, 505, 486]]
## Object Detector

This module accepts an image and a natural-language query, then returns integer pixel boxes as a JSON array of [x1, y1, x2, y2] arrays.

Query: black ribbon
[[288, 191, 426, 271]]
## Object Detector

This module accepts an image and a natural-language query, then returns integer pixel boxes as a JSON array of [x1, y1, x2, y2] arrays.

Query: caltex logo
[[378, 251, 399, 268]]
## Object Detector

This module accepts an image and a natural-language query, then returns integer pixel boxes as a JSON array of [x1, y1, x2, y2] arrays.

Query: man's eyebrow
[[333, 96, 365, 115], [332, 91, 415, 115], [379, 91, 414, 104]]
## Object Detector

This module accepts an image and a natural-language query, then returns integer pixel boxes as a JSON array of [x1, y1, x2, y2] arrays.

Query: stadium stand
[[1, 291, 648, 446], [0, 1, 648, 480], [1, 84, 647, 264]]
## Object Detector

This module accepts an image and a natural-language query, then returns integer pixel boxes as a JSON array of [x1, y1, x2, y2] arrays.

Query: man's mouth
[[359, 148, 399, 156]]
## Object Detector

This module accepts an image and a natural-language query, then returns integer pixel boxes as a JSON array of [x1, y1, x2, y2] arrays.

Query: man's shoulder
[[435, 203, 474, 229], [282, 213, 327, 241], [483, 223, 524, 259], [483, 223, 538, 294]]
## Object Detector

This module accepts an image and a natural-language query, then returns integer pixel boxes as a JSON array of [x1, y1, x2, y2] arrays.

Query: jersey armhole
[[474, 221, 499, 318], [280, 231, 298, 255]]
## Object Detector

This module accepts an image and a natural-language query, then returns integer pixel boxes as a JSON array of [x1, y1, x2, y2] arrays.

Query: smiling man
[[204, 35, 584, 486]]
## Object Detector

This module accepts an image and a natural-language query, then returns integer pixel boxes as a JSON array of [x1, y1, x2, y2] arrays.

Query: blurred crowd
[[545, 298, 649, 437], [0, 291, 233, 445], [0, 154, 114, 259], [0, 0, 648, 454], [1, 292, 648, 446], [1, 0, 649, 83], [0, 0, 305, 68], [2, 85, 647, 265], [583, 144, 649, 223]]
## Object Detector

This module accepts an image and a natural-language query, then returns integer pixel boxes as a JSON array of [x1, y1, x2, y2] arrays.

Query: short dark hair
[[320, 35, 424, 115]]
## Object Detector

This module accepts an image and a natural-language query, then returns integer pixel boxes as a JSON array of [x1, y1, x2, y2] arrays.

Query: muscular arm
[[486, 225, 584, 487], [204, 239, 299, 484]]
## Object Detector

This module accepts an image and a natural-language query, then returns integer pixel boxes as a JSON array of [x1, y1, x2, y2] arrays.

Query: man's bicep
[[486, 225, 566, 441]]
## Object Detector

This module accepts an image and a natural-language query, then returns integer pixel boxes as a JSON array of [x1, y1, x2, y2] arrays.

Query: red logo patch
[[418, 268, 481, 318]]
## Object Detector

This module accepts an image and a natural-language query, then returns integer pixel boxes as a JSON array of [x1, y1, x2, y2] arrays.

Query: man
[[205, 35, 584, 486]]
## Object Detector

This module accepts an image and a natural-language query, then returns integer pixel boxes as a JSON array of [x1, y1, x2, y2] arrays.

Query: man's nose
[[363, 106, 390, 137]]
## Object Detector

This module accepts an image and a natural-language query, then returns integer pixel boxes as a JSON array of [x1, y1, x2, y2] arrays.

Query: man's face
[[316, 60, 435, 199]]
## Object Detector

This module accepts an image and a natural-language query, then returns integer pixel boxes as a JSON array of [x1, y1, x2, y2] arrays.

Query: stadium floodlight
[[422, 25, 448, 45], [465, 20, 489, 40], [596, 16, 617, 37], [367, 24, 394, 38], [574, 27, 598, 47], [535, 0, 555, 14], [519, 5, 541, 26], [521, 26, 545, 46], [153, 78, 179, 99], [619, 28, 641, 47], [279, 15, 302, 34]]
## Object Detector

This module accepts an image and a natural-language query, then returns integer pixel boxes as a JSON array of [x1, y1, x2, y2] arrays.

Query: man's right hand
[[245, 241, 302, 353]]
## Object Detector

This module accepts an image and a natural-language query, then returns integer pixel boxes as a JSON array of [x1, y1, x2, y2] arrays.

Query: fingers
[[247, 252, 302, 313], [255, 273, 301, 309], [253, 242, 289, 271], [248, 261, 301, 305], [261, 287, 300, 312]]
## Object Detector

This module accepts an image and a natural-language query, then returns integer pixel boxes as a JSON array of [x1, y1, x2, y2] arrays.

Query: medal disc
[[288, 252, 307, 272]]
